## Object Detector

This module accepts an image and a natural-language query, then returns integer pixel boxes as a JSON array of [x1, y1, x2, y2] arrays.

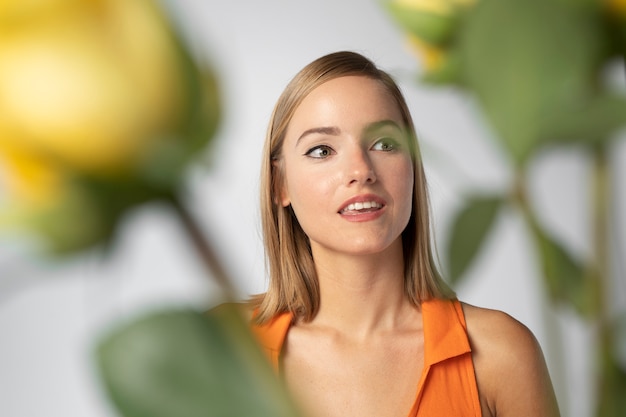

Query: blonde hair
[[253, 51, 454, 324]]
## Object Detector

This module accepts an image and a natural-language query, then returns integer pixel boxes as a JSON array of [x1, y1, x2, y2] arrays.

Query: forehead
[[286, 75, 403, 136]]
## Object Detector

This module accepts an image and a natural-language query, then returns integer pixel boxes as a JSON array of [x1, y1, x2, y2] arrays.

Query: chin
[[327, 241, 399, 257]]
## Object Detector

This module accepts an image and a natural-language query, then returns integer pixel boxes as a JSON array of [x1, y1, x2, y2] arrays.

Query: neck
[[308, 238, 418, 338]]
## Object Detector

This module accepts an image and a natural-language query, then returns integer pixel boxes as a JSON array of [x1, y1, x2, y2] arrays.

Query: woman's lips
[[338, 194, 386, 220], [339, 200, 383, 214]]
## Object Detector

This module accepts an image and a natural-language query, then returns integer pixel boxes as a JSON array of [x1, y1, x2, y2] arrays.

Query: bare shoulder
[[461, 303, 560, 417], [462, 303, 538, 357]]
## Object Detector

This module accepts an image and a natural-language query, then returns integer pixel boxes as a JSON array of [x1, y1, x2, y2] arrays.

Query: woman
[[250, 51, 560, 417]]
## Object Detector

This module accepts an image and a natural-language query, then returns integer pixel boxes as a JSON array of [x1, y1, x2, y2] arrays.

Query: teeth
[[342, 201, 381, 213]]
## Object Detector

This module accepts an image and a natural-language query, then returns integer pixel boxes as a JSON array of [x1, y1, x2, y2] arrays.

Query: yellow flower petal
[[0, 141, 65, 205], [391, 0, 476, 15], [407, 35, 446, 72], [392, 0, 451, 15], [606, 0, 626, 17], [0, 0, 186, 177]]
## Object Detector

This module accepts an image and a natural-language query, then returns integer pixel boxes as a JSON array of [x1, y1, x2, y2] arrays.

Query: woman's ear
[[279, 185, 290, 207], [276, 181, 290, 207]]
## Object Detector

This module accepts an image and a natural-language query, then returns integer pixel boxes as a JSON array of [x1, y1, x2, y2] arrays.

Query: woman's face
[[278, 75, 414, 258]]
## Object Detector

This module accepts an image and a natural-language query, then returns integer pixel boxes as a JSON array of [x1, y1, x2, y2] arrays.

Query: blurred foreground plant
[[0, 1, 298, 416], [0, 0, 222, 253], [387, 0, 626, 415]]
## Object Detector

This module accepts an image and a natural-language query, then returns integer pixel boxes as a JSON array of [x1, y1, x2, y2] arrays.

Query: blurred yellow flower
[[393, 0, 452, 15], [606, 0, 626, 17], [392, 0, 476, 15], [0, 0, 188, 177], [407, 34, 446, 72], [0, 144, 64, 205], [386, 0, 479, 50], [0, 0, 220, 252]]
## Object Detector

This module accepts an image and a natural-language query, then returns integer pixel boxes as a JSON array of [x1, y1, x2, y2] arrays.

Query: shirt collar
[[252, 311, 293, 354], [421, 299, 472, 366]]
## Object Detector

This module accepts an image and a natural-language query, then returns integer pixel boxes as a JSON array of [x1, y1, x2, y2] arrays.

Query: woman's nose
[[345, 147, 376, 185]]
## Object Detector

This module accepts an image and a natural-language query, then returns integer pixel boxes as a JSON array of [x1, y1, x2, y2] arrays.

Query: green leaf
[[533, 226, 591, 315], [447, 195, 503, 285], [26, 182, 108, 254], [421, 50, 463, 85], [137, 26, 222, 189], [96, 305, 300, 417], [596, 348, 626, 417], [538, 93, 626, 146], [459, 0, 605, 165], [385, 1, 458, 44], [615, 312, 626, 371], [616, 20, 626, 57]]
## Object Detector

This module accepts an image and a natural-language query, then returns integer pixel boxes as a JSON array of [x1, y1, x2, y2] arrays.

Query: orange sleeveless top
[[251, 298, 481, 416]]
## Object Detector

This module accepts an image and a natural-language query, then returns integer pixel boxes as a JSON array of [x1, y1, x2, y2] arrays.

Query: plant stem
[[170, 193, 237, 300], [591, 144, 615, 416], [591, 145, 609, 320], [511, 169, 569, 414]]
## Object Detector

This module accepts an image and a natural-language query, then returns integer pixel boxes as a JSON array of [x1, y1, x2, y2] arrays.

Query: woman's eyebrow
[[296, 126, 341, 146], [295, 120, 401, 147], [363, 119, 402, 134]]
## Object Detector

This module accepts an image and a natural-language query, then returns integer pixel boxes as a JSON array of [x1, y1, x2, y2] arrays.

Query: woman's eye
[[305, 145, 333, 159], [372, 138, 399, 152]]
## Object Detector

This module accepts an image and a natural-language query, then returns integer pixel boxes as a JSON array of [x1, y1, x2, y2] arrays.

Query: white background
[[1, 1, 625, 416]]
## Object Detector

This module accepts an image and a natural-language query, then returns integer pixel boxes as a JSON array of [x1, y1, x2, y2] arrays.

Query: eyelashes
[[304, 145, 334, 159], [371, 137, 401, 152], [304, 137, 403, 159]]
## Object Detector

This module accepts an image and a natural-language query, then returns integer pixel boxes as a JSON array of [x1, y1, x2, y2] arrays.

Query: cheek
[[282, 163, 313, 209], [288, 172, 332, 207], [391, 159, 415, 214], [283, 165, 340, 222], [278, 159, 334, 208]]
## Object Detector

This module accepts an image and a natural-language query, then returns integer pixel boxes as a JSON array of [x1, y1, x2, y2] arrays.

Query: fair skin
[[277, 75, 559, 417]]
